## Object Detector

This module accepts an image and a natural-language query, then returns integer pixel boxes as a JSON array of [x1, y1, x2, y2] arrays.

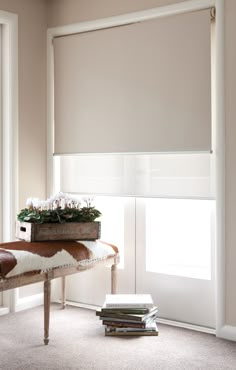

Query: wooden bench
[[0, 240, 119, 344]]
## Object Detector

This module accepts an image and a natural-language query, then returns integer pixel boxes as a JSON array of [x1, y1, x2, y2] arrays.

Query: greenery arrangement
[[17, 193, 102, 224]]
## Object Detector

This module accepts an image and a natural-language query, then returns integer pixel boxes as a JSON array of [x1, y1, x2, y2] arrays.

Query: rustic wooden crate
[[15, 220, 101, 242]]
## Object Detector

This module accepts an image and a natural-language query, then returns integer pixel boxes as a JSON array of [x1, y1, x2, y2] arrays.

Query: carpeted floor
[[0, 304, 236, 370]]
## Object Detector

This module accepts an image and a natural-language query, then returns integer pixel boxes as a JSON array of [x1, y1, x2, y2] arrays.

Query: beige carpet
[[0, 304, 236, 370]]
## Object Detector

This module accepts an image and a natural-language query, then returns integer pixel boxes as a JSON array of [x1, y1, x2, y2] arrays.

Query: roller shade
[[53, 10, 211, 154], [54, 153, 215, 199]]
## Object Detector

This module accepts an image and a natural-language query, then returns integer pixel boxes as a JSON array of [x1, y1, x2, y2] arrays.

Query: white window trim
[[0, 10, 18, 312], [47, 0, 227, 339]]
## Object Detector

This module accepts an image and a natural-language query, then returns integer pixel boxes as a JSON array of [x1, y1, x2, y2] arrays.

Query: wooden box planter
[[15, 220, 101, 242]]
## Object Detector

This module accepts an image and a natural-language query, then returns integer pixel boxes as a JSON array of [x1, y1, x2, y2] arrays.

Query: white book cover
[[104, 294, 154, 308]]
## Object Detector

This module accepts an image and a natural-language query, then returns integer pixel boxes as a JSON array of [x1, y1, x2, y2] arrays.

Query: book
[[96, 306, 158, 322], [103, 320, 147, 329], [97, 293, 159, 337], [101, 307, 150, 315], [106, 321, 158, 332], [105, 330, 159, 336], [104, 294, 154, 309], [105, 323, 159, 336], [103, 315, 158, 329]]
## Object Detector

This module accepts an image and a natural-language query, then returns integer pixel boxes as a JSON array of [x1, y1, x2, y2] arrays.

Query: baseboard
[[14, 293, 43, 312], [0, 306, 10, 316], [54, 299, 216, 335], [217, 325, 236, 342], [11, 297, 236, 342], [54, 299, 100, 311], [157, 318, 216, 335]]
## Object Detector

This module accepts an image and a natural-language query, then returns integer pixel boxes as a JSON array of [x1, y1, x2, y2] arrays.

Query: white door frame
[[47, 0, 227, 339], [0, 10, 18, 313]]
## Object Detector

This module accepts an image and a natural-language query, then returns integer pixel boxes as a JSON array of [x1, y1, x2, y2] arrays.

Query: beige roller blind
[[53, 10, 211, 154]]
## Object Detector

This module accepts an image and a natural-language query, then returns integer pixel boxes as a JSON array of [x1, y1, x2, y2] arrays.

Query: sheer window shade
[[54, 153, 214, 199], [53, 10, 211, 154]]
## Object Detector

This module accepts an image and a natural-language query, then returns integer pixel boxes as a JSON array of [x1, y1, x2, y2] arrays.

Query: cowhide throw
[[0, 240, 118, 279]]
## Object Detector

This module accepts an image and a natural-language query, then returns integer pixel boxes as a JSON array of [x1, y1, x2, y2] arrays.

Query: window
[[145, 198, 215, 280]]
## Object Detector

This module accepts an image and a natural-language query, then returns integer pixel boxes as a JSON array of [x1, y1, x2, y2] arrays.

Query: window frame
[[47, 0, 225, 337], [0, 10, 18, 312]]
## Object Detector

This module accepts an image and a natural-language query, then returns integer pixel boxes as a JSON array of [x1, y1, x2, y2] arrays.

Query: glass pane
[[145, 198, 215, 280], [88, 196, 125, 268]]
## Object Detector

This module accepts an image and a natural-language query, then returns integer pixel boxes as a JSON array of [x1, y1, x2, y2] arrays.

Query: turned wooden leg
[[61, 276, 66, 309], [111, 255, 119, 294], [111, 264, 117, 294], [44, 279, 51, 345]]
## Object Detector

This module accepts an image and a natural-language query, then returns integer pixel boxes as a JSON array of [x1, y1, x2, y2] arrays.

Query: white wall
[[0, 0, 47, 306], [0, 0, 47, 209], [225, 0, 236, 326]]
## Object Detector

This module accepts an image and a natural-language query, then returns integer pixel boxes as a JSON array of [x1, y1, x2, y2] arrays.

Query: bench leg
[[111, 255, 119, 294], [44, 279, 51, 345], [61, 276, 66, 309]]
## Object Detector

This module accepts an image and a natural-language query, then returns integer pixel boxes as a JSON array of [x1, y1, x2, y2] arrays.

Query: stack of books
[[96, 294, 159, 336]]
